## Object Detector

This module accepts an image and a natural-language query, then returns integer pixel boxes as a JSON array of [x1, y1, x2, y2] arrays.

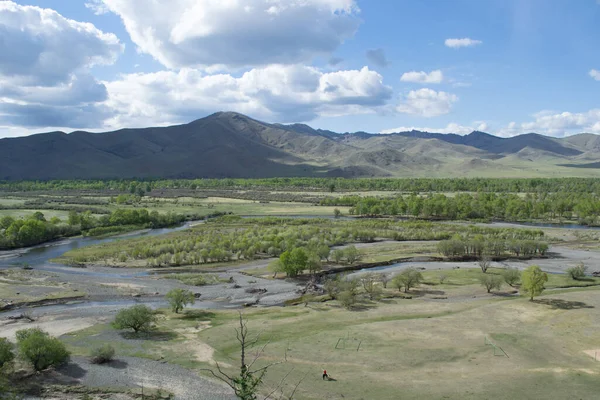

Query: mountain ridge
[[1, 111, 598, 180]]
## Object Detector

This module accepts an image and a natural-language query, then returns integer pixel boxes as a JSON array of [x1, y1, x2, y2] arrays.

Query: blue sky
[[1, 0, 599, 138]]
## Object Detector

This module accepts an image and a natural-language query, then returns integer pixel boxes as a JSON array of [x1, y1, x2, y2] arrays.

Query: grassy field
[[62, 283, 600, 400]]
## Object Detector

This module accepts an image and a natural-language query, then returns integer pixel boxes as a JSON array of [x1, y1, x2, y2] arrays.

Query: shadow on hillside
[[180, 310, 216, 321], [533, 298, 594, 310]]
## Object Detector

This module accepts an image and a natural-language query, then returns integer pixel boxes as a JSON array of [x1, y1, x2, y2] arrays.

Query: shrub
[[112, 305, 156, 333], [338, 290, 357, 309], [392, 268, 423, 293], [479, 274, 503, 293], [90, 344, 115, 364], [503, 267, 521, 287], [566, 263, 587, 280], [0, 338, 15, 368], [16, 328, 70, 371], [166, 288, 196, 314]]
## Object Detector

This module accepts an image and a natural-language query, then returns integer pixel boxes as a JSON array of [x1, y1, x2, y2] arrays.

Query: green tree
[[361, 273, 381, 300], [316, 245, 330, 261], [166, 288, 196, 314], [479, 274, 503, 293], [503, 267, 521, 287], [279, 247, 308, 277], [333, 208, 342, 219], [392, 268, 423, 293], [112, 305, 156, 333], [0, 338, 14, 368], [16, 328, 70, 371], [344, 245, 360, 265], [566, 263, 587, 280], [521, 265, 548, 301], [332, 249, 344, 263]]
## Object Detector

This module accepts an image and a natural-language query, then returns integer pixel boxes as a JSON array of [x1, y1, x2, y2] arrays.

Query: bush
[[0, 338, 15, 368], [338, 290, 357, 309], [16, 328, 70, 371], [90, 344, 115, 364], [166, 288, 195, 314], [479, 274, 503, 293], [112, 305, 156, 333], [567, 263, 587, 280], [503, 267, 521, 287], [392, 268, 423, 293]]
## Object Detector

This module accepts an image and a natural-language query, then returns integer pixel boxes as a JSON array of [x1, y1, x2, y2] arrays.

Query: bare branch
[[264, 367, 295, 400]]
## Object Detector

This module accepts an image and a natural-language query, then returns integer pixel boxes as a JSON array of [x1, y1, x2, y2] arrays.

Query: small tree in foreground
[[521, 265, 548, 301], [0, 338, 15, 368], [200, 313, 295, 400], [112, 305, 156, 333], [166, 288, 196, 314], [503, 267, 521, 287], [90, 344, 115, 364], [392, 268, 423, 293], [479, 274, 503, 293], [478, 256, 491, 273], [16, 328, 70, 372]]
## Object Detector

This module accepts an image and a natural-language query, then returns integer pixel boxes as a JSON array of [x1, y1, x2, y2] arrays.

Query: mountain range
[[2, 111, 600, 180]]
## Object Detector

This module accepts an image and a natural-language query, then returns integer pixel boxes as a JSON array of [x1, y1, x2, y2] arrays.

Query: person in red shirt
[[322, 369, 329, 380]]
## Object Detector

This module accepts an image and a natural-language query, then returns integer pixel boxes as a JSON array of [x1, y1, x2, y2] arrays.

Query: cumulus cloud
[[590, 69, 600, 81], [0, 2, 123, 129], [103, 66, 393, 128], [0, 1, 122, 86], [444, 38, 482, 48], [396, 89, 458, 117], [400, 70, 443, 84], [518, 110, 600, 137], [366, 48, 390, 68], [380, 122, 488, 135], [98, 0, 360, 69]]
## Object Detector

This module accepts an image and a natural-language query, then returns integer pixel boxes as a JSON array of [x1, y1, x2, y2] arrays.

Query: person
[[322, 369, 328, 380]]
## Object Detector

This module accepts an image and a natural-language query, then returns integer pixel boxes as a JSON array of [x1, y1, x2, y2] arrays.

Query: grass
[[356, 241, 438, 263], [0, 209, 71, 220], [60, 283, 600, 400], [160, 273, 225, 286]]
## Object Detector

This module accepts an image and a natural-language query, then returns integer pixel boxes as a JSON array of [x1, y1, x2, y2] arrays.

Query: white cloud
[[518, 109, 600, 137], [0, 1, 123, 128], [103, 66, 392, 128], [400, 70, 443, 84], [98, 0, 360, 69], [445, 38, 482, 48], [381, 122, 487, 135], [85, 0, 110, 15], [396, 89, 458, 117], [590, 69, 600, 81], [0, 1, 122, 86]]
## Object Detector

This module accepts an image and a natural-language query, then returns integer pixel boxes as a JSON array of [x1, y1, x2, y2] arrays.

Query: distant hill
[[1, 111, 599, 180]]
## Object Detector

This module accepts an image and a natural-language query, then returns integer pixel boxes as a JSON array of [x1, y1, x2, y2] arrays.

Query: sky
[[0, 0, 599, 139]]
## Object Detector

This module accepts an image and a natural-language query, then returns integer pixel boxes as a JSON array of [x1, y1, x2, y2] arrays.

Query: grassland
[[61, 282, 600, 400]]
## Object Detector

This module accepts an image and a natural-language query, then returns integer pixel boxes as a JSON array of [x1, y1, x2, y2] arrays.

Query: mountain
[[1, 111, 599, 180]]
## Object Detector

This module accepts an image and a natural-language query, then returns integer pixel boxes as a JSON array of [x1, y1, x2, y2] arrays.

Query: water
[[0, 221, 198, 273]]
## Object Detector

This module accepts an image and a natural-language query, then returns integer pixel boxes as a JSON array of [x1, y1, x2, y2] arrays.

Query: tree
[[379, 273, 390, 288], [479, 274, 503, 293], [567, 263, 587, 280], [344, 245, 360, 265], [521, 265, 548, 301], [306, 253, 322, 276], [338, 290, 357, 309], [112, 305, 156, 333], [316, 245, 330, 261], [503, 267, 521, 287], [333, 208, 342, 219], [392, 268, 423, 293], [0, 338, 14, 368], [332, 249, 344, 263], [200, 313, 290, 400], [166, 288, 196, 314], [361, 273, 381, 300], [279, 248, 308, 277], [478, 255, 491, 273], [16, 328, 70, 371], [324, 276, 342, 299]]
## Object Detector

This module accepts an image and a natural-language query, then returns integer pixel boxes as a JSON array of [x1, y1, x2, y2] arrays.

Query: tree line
[[3, 177, 600, 194], [321, 192, 600, 225], [0, 209, 201, 250]]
